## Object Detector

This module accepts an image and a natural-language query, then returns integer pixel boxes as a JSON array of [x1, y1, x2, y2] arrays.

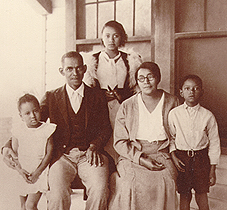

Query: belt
[[176, 147, 208, 158]]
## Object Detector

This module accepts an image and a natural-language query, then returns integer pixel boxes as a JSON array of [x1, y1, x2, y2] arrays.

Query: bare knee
[[195, 192, 209, 210], [180, 192, 192, 210], [20, 205, 26, 210], [25, 202, 38, 210], [20, 195, 27, 210]]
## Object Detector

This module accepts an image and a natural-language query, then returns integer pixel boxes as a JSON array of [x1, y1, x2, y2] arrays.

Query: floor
[[0, 156, 85, 210], [2, 153, 226, 210]]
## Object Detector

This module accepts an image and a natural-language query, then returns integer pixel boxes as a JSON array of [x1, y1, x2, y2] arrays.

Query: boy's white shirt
[[168, 102, 221, 165]]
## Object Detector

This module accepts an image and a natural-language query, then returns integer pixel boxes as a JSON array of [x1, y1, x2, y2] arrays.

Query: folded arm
[[113, 103, 143, 164]]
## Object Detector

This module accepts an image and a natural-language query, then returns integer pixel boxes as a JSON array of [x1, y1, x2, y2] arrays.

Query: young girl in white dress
[[11, 94, 56, 210]]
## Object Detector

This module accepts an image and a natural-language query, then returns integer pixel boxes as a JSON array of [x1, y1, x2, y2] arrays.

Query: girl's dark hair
[[135, 62, 161, 84], [18, 94, 40, 111], [179, 74, 203, 89], [101, 20, 128, 47]]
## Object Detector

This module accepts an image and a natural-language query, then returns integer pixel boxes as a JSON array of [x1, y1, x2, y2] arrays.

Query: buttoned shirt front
[[168, 102, 220, 164], [66, 83, 84, 114]]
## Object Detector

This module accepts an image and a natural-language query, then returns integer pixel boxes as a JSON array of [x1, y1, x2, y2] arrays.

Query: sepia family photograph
[[1, 0, 227, 210]]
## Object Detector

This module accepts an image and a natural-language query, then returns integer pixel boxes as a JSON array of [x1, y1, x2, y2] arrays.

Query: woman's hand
[[171, 151, 185, 172], [86, 144, 104, 167], [139, 154, 165, 171]]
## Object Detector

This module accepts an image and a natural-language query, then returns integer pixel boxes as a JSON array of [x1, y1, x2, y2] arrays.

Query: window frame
[[65, 0, 152, 49]]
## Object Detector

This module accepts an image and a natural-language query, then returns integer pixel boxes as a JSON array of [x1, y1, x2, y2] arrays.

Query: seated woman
[[109, 62, 179, 210]]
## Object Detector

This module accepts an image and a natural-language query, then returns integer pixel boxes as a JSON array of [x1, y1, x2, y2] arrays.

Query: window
[[76, 0, 151, 40]]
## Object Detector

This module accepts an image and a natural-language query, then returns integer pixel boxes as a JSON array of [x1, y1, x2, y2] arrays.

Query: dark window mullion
[[133, 0, 136, 36], [96, 0, 99, 38], [114, 0, 116, 20], [204, 0, 207, 31]]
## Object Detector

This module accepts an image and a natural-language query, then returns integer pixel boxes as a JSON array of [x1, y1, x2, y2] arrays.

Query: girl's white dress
[[12, 122, 56, 196]]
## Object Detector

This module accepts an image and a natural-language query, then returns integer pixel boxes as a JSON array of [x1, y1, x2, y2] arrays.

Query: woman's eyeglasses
[[137, 74, 155, 83]]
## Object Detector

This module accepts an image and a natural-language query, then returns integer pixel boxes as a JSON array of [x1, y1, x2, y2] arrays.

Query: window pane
[[86, 4, 97, 39], [135, 0, 151, 36], [85, 0, 96, 3], [175, 0, 204, 33], [98, 2, 114, 37], [207, 0, 227, 31], [116, 0, 133, 37]]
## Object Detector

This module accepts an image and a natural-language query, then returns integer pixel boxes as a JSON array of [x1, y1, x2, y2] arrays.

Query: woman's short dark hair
[[135, 62, 161, 84], [179, 74, 203, 89], [18, 94, 40, 111], [101, 20, 128, 47]]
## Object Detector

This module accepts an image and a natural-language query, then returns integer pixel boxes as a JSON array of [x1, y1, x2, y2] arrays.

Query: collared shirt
[[136, 92, 167, 142], [96, 51, 127, 90], [168, 102, 220, 164], [66, 83, 84, 114]]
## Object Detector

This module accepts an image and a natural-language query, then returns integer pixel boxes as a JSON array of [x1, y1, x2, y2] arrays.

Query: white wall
[[45, 0, 66, 91], [0, 0, 44, 119], [0, 0, 45, 146], [0, 0, 66, 144]]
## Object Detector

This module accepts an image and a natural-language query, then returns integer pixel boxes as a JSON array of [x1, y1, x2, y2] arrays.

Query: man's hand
[[171, 151, 185, 172], [2, 147, 18, 169], [140, 154, 165, 171], [86, 144, 104, 167]]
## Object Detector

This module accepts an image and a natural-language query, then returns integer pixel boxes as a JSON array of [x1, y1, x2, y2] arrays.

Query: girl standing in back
[[83, 20, 142, 161]]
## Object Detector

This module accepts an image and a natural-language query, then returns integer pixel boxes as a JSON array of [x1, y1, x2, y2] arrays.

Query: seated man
[[2, 51, 112, 210]]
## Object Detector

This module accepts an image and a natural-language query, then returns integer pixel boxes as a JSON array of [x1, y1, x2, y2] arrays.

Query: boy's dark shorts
[[175, 147, 211, 194]]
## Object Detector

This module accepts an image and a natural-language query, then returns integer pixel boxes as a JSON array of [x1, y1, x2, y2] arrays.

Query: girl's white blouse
[[136, 92, 167, 142], [96, 51, 127, 90]]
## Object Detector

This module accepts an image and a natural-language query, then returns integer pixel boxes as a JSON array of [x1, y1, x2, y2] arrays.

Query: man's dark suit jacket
[[40, 84, 112, 164]]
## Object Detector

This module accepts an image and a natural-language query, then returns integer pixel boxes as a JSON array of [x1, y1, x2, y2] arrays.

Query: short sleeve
[[42, 122, 57, 139]]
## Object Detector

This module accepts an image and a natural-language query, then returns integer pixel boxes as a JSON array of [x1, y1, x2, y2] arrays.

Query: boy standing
[[168, 75, 220, 210]]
